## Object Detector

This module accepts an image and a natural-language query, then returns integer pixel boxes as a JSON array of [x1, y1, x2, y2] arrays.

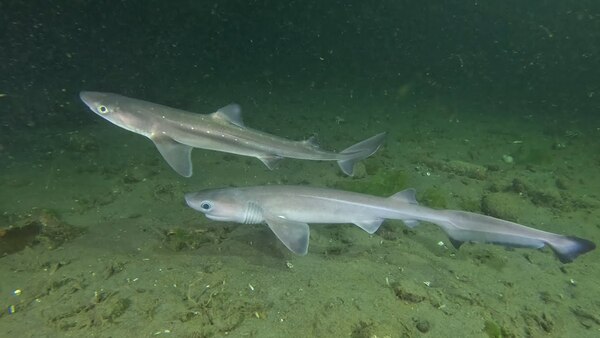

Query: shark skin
[[185, 185, 595, 263], [80, 91, 386, 177]]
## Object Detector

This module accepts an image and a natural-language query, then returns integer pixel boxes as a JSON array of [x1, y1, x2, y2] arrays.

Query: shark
[[80, 91, 386, 177], [185, 185, 595, 262]]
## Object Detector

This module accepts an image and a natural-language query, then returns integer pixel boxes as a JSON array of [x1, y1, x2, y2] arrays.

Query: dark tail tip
[[551, 236, 596, 263]]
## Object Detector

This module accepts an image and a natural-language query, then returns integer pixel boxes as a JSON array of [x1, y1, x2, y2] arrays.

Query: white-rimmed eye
[[199, 201, 213, 211], [98, 105, 108, 114]]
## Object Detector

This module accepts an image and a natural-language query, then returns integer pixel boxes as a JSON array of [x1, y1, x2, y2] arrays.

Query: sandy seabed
[[1, 87, 599, 337]]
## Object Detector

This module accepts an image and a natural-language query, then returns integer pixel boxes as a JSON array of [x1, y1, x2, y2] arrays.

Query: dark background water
[[1, 0, 598, 129]]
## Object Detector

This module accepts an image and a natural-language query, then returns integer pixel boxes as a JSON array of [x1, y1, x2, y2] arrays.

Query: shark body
[[80, 91, 385, 177], [185, 185, 595, 262]]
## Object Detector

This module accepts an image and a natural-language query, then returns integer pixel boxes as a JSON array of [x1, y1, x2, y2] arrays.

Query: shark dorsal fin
[[301, 135, 319, 148], [211, 103, 244, 127], [389, 188, 418, 205]]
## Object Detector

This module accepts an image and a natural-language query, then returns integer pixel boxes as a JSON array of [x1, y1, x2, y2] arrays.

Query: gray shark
[[80, 91, 386, 177], [185, 185, 595, 262]]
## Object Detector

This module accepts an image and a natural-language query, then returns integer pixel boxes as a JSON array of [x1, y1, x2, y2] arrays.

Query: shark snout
[[184, 193, 198, 209], [79, 91, 98, 105], [79, 91, 111, 108], [79, 91, 90, 101], [79, 91, 108, 113]]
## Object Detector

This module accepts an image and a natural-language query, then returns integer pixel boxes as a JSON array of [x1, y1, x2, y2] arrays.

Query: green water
[[1, 1, 599, 337]]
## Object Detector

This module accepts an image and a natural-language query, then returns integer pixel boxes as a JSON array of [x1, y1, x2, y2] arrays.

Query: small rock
[[352, 162, 367, 178], [481, 193, 528, 221], [415, 319, 430, 333]]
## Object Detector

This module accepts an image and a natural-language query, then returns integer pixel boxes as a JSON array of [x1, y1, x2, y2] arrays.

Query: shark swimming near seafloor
[[80, 91, 386, 177], [185, 185, 595, 263]]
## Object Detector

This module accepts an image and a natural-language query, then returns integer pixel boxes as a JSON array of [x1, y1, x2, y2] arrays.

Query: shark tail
[[337, 132, 386, 176], [431, 210, 595, 263], [545, 235, 596, 263]]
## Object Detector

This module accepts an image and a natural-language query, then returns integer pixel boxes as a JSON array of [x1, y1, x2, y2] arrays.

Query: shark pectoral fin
[[151, 135, 193, 177], [264, 215, 310, 255], [353, 219, 384, 234], [211, 104, 244, 127], [258, 155, 284, 170]]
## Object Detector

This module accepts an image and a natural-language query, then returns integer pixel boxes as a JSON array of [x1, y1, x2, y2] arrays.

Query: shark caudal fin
[[432, 210, 595, 263], [337, 132, 386, 176], [546, 236, 596, 263]]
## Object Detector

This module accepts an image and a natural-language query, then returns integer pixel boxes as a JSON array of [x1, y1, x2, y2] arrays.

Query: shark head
[[185, 188, 262, 224], [186, 187, 308, 254], [80, 91, 152, 136]]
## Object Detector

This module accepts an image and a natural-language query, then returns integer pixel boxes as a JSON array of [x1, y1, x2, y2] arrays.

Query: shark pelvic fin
[[258, 155, 284, 170], [151, 135, 193, 177], [448, 237, 465, 249], [402, 219, 420, 228], [353, 219, 384, 234]]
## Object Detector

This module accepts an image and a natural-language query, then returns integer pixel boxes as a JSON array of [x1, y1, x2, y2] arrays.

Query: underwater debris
[[0, 209, 85, 256], [389, 281, 426, 304], [47, 290, 131, 329], [0, 220, 42, 255], [180, 273, 269, 335]]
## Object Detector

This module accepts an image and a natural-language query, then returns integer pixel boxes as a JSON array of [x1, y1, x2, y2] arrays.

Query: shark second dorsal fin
[[301, 135, 319, 148], [391, 189, 420, 227], [389, 188, 418, 205], [211, 103, 244, 127]]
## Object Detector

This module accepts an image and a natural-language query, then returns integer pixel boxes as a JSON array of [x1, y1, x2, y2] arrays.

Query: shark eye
[[98, 105, 108, 114], [199, 201, 213, 211]]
